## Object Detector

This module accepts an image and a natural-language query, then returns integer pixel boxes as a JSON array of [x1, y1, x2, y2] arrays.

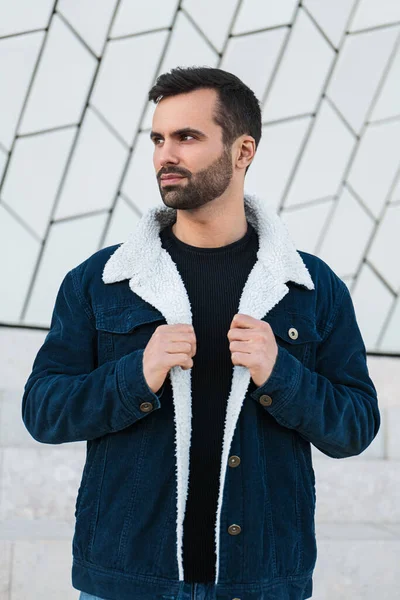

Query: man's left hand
[[227, 313, 278, 388]]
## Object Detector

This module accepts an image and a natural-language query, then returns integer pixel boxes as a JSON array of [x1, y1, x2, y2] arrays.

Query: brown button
[[259, 394, 272, 406], [232, 598, 241, 600], [228, 455, 241, 468], [228, 524, 241, 535], [139, 402, 153, 413]]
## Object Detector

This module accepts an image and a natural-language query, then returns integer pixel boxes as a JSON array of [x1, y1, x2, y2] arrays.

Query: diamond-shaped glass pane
[[91, 30, 169, 146], [57, 0, 117, 56], [54, 109, 127, 220], [2, 127, 76, 238], [19, 15, 97, 134], [263, 9, 335, 120], [23, 213, 108, 327], [0, 32, 44, 149], [0, 0, 53, 36]]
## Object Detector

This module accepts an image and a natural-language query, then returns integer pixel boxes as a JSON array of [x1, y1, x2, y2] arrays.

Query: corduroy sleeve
[[250, 281, 380, 458], [22, 267, 165, 444]]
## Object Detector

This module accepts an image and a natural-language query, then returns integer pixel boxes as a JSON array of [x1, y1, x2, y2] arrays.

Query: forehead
[[152, 88, 220, 133]]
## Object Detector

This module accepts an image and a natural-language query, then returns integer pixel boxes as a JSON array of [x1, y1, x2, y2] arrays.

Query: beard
[[157, 145, 233, 210]]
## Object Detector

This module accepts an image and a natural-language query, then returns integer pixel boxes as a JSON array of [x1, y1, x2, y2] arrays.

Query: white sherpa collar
[[102, 193, 314, 584]]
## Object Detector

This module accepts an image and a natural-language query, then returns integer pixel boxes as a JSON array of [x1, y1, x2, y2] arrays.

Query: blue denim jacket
[[22, 195, 380, 600]]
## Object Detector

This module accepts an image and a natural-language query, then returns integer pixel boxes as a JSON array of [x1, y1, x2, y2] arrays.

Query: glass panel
[[368, 204, 400, 292], [57, 0, 117, 56], [326, 26, 398, 133], [23, 213, 108, 327], [103, 196, 141, 248], [0, 0, 53, 36], [351, 262, 393, 350], [0, 205, 41, 322], [232, 0, 297, 34], [318, 187, 374, 276], [91, 30, 169, 145], [110, 0, 177, 37], [19, 15, 97, 134], [281, 199, 333, 255], [182, 0, 238, 52], [220, 27, 287, 101], [285, 99, 356, 206], [303, 0, 356, 47], [350, 0, 400, 31], [244, 117, 311, 210], [347, 120, 400, 218], [54, 109, 127, 220], [0, 32, 44, 149], [263, 9, 335, 120], [2, 127, 75, 238], [370, 45, 400, 122]]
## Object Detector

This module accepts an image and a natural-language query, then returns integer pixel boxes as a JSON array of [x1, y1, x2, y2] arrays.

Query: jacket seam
[[272, 350, 303, 411], [319, 280, 347, 341], [70, 267, 96, 327]]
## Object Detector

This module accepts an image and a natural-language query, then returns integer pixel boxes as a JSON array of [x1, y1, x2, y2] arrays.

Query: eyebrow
[[150, 127, 207, 141]]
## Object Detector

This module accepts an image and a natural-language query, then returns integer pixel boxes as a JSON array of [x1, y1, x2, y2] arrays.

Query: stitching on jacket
[[70, 267, 96, 326], [319, 280, 347, 342]]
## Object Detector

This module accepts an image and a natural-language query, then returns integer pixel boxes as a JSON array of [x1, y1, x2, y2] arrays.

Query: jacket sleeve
[[22, 267, 166, 444], [249, 280, 380, 458]]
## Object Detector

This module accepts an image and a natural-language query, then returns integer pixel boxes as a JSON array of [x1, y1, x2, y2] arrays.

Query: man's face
[[151, 88, 234, 210]]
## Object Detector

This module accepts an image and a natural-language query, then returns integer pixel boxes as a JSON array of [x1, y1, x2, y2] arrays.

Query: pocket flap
[[94, 305, 166, 334], [264, 312, 322, 345]]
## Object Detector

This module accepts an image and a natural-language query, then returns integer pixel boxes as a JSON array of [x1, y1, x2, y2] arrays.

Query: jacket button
[[228, 455, 241, 467], [259, 395, 272, 406], [288, 327, 298, 340], [228, 524, 241, 535], [139, 402, 153, 413]]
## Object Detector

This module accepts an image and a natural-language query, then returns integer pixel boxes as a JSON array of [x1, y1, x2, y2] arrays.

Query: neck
[[171, 196, 248, 248]]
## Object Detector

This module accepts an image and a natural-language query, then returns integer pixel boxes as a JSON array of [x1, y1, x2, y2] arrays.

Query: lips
[[160, 175, 186, 184]]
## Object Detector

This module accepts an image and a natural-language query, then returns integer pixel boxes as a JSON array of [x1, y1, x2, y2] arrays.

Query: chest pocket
[[264, 312, 322, 366], [94, 305, 167, 362]]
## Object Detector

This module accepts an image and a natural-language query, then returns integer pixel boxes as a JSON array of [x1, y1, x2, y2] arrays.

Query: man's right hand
[[142, 324, 197, 394]]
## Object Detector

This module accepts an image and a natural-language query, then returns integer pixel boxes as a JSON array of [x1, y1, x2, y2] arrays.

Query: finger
[[231, 351, 251, 366], [230, 341, 252, 353], [228, 329, 252, 341], [231, 314, 261, 329]]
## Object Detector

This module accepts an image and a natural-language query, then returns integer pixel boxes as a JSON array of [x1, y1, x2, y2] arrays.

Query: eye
[[181, 134, 195, 141]]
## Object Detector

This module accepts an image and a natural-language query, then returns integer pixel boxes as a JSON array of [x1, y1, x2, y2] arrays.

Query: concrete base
[[0, 521, 399, 599]]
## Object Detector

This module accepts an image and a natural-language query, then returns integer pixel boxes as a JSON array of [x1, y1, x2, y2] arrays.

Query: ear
[[236, 136, 256, 170]]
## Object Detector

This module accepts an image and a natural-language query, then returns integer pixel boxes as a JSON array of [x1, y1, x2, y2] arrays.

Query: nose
[[155, 141, 180, 172]]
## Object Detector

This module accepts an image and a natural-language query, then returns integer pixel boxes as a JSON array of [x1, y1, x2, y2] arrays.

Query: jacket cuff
[[117, 349, 165, 418], [249, 345, 302, 413]]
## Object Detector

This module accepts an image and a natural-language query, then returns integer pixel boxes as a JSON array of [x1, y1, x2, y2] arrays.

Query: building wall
[[0, 1, 399, 598], [0, 0, 399, 352]]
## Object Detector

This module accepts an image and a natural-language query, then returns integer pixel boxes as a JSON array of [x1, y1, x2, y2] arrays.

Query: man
[[22, 66, 380, 600]]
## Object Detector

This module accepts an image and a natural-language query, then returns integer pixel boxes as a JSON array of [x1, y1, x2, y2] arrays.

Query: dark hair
[[148, 66, 262, 174]]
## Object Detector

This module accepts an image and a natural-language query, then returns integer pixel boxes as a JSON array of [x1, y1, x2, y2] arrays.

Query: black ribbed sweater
[[159, 218, 259, 583]]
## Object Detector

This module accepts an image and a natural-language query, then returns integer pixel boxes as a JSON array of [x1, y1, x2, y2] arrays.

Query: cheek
[[153, 153, 160, 174]]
